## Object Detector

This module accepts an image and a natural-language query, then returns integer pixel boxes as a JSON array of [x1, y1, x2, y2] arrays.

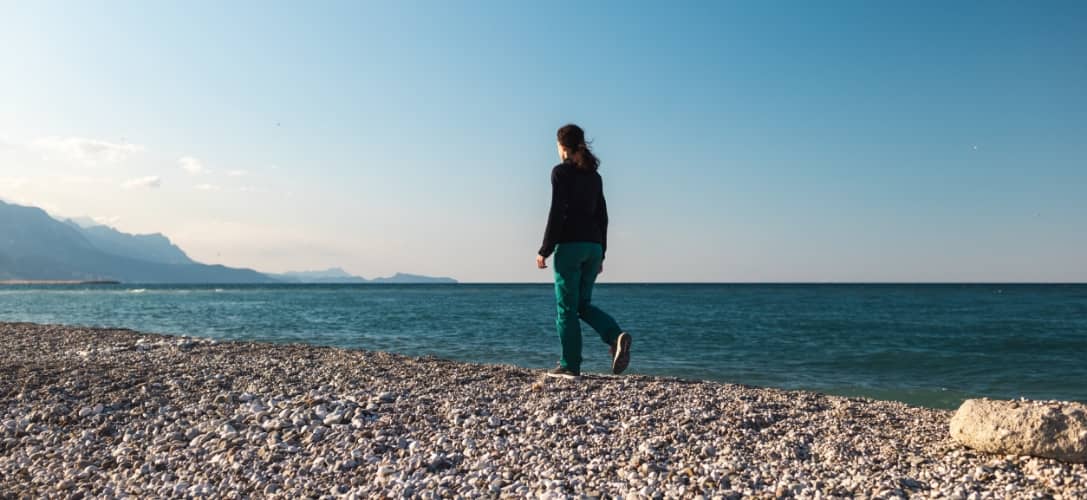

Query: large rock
[[950, 398, 1087, 463]]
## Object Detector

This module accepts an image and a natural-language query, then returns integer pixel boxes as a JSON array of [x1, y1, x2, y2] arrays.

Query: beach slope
[[1, 323, 1083, 498]]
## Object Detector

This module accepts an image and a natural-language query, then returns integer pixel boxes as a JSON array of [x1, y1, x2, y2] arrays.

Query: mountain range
[[0, 200, 456, 284], [269, 268, 456, 284]]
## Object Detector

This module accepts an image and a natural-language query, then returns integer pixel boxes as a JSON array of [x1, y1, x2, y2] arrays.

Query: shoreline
[[0, 280, 121, 285], [2, 322, 1083, 497]]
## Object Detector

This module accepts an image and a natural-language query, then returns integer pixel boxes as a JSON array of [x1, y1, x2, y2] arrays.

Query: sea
[[2, 283, 1084, 409]]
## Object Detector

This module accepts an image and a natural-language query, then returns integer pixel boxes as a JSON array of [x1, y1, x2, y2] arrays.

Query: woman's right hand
[[536, 255, 548, 269]]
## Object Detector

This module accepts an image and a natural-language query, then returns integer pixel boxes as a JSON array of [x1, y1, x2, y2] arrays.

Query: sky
[[1, 1, 1084, 282]]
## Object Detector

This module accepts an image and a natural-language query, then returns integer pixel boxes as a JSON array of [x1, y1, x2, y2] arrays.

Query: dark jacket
[[538, 162, 609, 259]]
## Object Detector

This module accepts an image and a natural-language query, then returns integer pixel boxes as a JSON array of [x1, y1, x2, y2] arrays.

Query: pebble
[[0, 323, 1084, 498], [261, 419, 282, 431], [323, 412, 345, 426]]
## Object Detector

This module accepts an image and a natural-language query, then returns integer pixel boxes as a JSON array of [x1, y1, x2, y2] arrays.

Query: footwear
[[546, 365, 581, 379], [610, 332, 632, 375]]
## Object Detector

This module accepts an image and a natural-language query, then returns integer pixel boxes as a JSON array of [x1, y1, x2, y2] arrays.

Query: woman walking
[[537, 124, 631, 379]]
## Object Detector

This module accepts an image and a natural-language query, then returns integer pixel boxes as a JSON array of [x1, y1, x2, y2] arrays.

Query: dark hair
[[557, 124, 600, 171]]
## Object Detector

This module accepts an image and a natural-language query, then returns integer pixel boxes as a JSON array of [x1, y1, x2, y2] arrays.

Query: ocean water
[[1, 283, 1084, 409]]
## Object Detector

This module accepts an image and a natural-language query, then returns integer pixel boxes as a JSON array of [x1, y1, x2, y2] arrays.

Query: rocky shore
[[2, 322, 1084, 498]]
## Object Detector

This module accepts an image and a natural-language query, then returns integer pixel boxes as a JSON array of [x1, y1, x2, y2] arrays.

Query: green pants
[[552, 242, 623, 371]]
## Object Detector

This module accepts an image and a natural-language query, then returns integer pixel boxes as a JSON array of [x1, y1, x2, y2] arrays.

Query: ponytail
[[557, 124, 600, 171]]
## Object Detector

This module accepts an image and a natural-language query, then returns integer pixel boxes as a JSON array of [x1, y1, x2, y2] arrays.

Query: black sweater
[[538, 162, 609, 259]]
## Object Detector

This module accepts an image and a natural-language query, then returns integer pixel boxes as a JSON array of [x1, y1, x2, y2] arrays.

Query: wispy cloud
[[226, 169, 248, 177], [122, 176, 161, 189], [30, 136, 144, 166], [93, 215, 122, 226], [57, 175, 112, 185], [179, 156, 207, 175], [197, 184, 266, 194], [0, 176, 30, 191], [0, 191, 63, 215]]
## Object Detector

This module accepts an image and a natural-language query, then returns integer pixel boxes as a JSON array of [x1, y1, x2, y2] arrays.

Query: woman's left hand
[[536, 255, 548, 269]]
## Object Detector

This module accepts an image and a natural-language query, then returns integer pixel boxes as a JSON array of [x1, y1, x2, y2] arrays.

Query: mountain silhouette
[[271, 268, 369, 283], [63, 219, 194, 265], [0, 200, 274, 283], [270, 268, 456, 284], [369, 272, 456, 284]]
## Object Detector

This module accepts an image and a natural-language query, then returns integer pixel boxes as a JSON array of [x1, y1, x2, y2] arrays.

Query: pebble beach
[[2, 322, 1084, 499]]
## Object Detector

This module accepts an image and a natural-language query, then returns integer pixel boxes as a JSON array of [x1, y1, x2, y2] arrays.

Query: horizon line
[[23, 281, 1083, 286]]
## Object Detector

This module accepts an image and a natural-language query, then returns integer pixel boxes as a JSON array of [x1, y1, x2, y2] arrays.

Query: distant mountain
[[0, 200, 275, 283], [370, 272, 457, 284], [1, 200, 458, 284], [63, 219, 194, 265], [271, 267, 369, 284], [65, 216, 102, 229], [269, 268, 457, 284]]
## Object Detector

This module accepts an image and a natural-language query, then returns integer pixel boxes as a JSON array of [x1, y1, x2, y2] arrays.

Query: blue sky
[[1, 1, 1084, 282]]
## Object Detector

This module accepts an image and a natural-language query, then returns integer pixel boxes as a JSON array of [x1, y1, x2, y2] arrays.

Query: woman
[[537, 124, 631, 379]]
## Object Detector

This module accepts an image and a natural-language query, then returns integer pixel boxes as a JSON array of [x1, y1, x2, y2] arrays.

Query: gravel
[[2, 322, 1084, 498]]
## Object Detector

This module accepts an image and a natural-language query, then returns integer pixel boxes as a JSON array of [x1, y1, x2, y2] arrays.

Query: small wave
[[214, 288, 225, 293], [128, 289, 147, 294]]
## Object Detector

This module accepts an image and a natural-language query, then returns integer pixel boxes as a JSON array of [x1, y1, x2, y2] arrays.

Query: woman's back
[[540, 162, 609, 259], [554, 163, 604, 233]]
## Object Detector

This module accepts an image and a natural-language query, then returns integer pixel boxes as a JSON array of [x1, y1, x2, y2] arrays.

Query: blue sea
[[2, 283, 1085, 409]]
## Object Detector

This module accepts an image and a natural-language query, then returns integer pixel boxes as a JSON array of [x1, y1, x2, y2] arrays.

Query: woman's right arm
[[599, 189, 609, 261], [538, 167, 568, 259]]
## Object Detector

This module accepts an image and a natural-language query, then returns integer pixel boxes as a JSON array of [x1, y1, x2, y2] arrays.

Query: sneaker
[[546, 365, 581, 379], [610, 332, 632, 375]]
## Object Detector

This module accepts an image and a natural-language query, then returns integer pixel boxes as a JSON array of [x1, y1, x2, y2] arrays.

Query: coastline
[[1, 322, 1083, 498], [0, 280, 121, 285]]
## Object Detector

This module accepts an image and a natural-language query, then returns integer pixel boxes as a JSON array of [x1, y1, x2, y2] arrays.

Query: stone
[[899, 477, 923, 490], [262, 419, 284, 431], [323, 412, 345, 426], [950, 398, 1087, 463], [338, 459, 358, 471], [4, 323, 1087, 498]]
